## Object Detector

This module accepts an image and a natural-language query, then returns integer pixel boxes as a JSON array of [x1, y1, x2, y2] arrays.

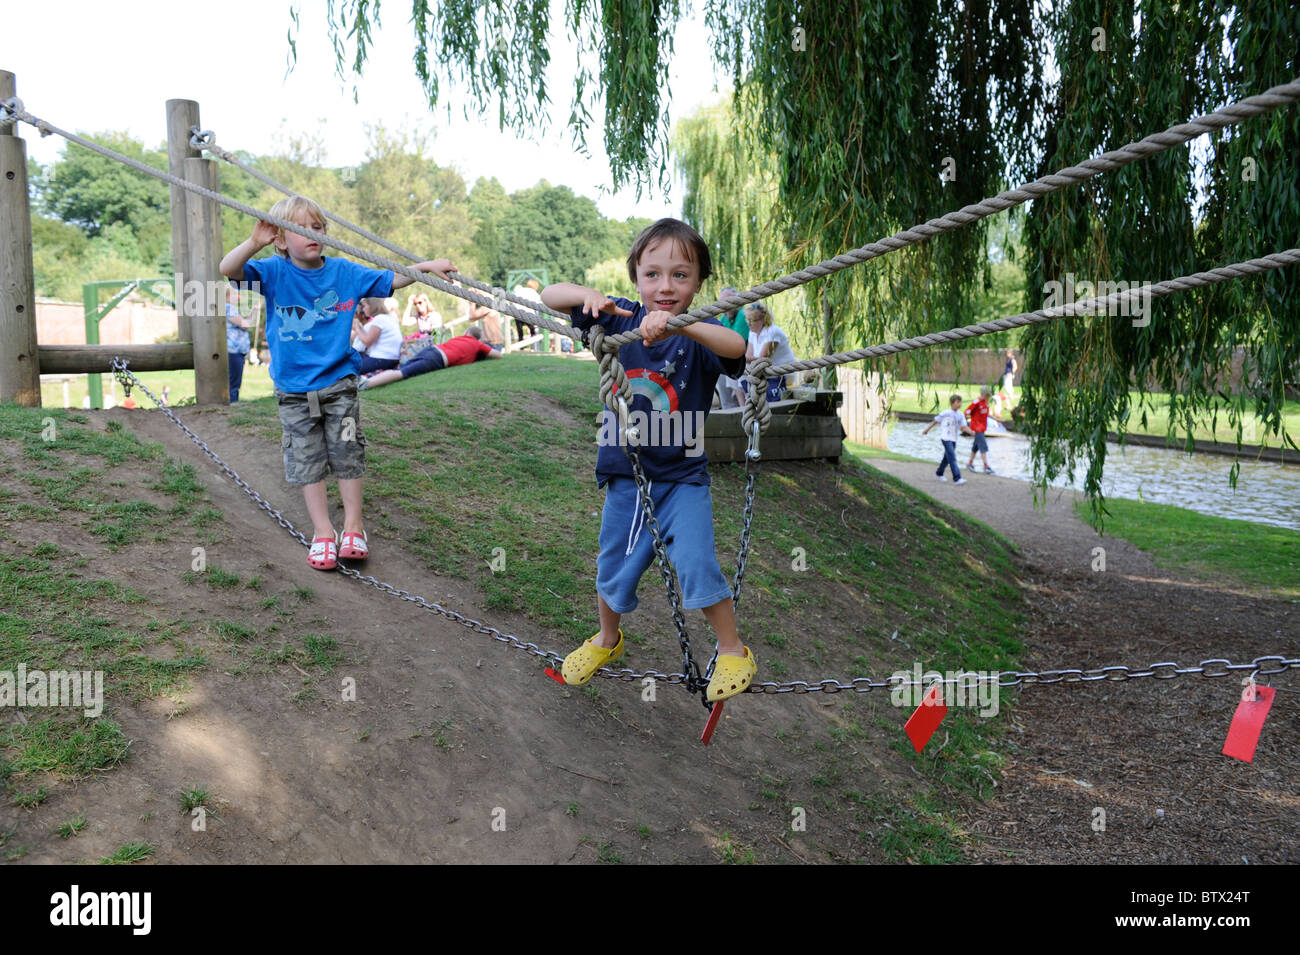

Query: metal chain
[[731, 422, 762, 610], [624, 437, 707, 701], [108, 360, 1299, 696]]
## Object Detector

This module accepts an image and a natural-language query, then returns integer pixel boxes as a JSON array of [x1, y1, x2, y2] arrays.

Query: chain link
[[110, 360, 1300, 697], [625, 440, 707, 701]]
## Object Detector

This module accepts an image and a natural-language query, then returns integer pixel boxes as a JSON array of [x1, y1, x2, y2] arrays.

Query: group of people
[[713, 287, 799, 408], [921, 386, 1002, 484], [220, 206, 762, 704]]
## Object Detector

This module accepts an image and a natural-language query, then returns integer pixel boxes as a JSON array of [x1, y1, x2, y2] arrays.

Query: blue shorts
[[970, 432, 989, 453], [597, 477, 733, 614]]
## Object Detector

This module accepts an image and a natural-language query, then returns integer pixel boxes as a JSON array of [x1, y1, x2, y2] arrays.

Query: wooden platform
[[704, 391, 845, 463]]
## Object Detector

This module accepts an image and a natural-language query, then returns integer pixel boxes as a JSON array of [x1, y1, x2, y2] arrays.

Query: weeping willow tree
[[306, 0, 1298, 511], [1021, 0, 1299, 512]]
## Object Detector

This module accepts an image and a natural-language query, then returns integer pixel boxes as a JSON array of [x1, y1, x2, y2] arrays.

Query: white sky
[[4, 1, 730, 220]]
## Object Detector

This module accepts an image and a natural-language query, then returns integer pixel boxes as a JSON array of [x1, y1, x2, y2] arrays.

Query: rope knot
[[0, 98, 23, 128], [590, 326, 629, 412], [188, 126, 215, 149], [741, 357, 774, 436]]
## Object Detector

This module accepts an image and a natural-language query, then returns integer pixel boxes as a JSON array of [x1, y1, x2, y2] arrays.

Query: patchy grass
[[179, 786, 211, 813], [54, 813, 88, 839], [99, 841, 156, 865]]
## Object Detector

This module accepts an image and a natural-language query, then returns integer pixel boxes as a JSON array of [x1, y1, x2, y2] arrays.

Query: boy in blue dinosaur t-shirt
[[220, 196, 453, 571], [541, 218, 758, 703]]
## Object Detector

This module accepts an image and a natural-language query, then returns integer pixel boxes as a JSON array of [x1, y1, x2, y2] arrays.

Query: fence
[[838, 367, 889, 448]]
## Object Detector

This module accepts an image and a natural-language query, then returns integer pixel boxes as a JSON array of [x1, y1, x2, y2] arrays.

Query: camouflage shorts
[[275, 375, 366, 485]]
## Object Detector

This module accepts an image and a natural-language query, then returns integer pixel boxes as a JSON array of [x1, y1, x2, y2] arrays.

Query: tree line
[[26, 123, 652, 317]]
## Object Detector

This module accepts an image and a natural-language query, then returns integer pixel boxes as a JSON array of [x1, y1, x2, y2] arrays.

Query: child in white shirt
[[921, 394, 972, 484]]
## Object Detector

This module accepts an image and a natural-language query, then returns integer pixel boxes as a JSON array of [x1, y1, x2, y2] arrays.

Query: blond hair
[[362, 296, 398, 316], [268, 196, 327, 257]]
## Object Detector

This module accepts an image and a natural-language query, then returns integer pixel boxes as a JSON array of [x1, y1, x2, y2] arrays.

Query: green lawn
[[40, 364, 276, 409], [1074, 497, 1300, 598], [889, 379, 1300, 450]]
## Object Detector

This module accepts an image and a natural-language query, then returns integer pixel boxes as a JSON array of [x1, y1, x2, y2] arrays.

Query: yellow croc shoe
[[560, 630, 625, 686], [707, 647, 758, 702]]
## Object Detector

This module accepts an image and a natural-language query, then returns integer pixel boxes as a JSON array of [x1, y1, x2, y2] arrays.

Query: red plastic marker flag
[[545, 667, 566, 685], [1222, 685, 1276, 763], [904, 683, 948, 753], [700, 701, 724, 745]]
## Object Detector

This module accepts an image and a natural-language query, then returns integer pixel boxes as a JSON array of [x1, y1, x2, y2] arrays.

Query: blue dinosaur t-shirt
[[239, 255, 393, 393], [571, 297, 745, 487]]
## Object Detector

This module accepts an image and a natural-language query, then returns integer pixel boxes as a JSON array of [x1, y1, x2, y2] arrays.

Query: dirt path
[[867, 460, 1299, 864]]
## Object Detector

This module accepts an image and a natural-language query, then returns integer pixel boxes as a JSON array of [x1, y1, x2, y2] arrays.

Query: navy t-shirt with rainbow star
[[571, 297, 744, 487]]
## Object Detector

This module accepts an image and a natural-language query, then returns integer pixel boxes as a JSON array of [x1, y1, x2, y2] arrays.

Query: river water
[[886, 419, 1300, 530]]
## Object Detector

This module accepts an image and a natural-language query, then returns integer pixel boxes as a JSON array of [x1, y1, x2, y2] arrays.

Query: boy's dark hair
[[627, 218, 712, 283], [466, 324, 484, 340], [950, 394, 963, 404]]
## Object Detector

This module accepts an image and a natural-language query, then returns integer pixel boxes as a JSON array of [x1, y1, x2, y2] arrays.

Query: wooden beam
[[0, 69, 41, 406], [37, 344, 195, 374]]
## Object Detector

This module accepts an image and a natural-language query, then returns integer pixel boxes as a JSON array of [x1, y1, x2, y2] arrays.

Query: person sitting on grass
[[351, 296, 404, 374], [921, 393, 972, 484], [360, 325, 502, 390], [540, 217, 756, 704]]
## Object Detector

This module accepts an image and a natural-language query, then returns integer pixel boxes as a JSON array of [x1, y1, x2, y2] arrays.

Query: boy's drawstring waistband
[[626, 478, 650, 556]]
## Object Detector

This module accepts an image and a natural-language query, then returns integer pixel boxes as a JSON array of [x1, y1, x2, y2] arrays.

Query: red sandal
[[339, 530, 368, 560], [308, 533, 338, 571]]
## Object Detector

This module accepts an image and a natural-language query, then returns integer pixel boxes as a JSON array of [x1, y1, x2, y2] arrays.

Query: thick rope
[[740, 356, 773, 437], [14, 79, 1299, 382], [602, 76, 1300, 349], [190, 129, 569, 322], [767, 248, 1300, 377], [8, 106, 583, 345]]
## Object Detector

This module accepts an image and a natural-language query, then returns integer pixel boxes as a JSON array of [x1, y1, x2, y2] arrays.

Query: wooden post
[[166, 99, 200, 343], [184, 155, 228, 405], [0, 70, 41, 406]]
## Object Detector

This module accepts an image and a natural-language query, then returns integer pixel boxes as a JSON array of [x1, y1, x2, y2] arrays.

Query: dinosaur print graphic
[[277, 290, 340, 341]]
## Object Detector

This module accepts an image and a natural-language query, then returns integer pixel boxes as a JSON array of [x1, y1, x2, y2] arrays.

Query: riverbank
[[888, 379, 1300, 456], [892, 410, 1297, 466]]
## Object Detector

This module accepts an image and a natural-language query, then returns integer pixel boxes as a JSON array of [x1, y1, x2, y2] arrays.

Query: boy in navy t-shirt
[[220, 196, 453, 570], [541, 218, 758, 703]]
